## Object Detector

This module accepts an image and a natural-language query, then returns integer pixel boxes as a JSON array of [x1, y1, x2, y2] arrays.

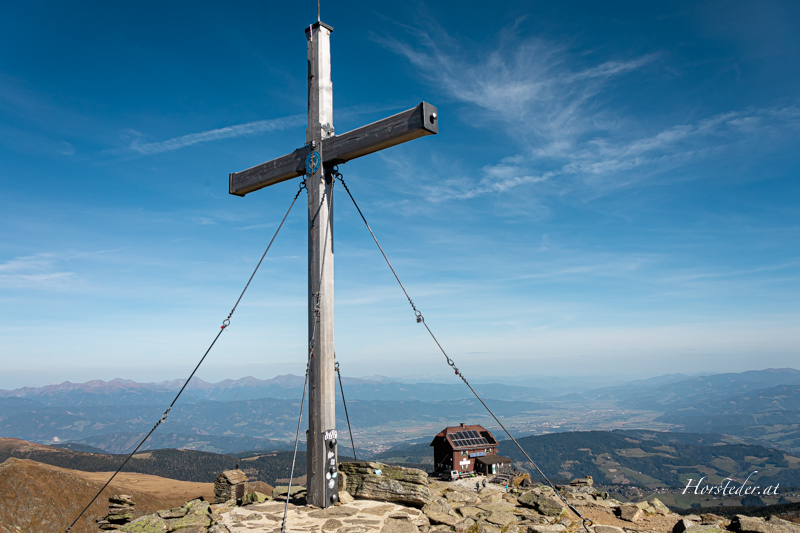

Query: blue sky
[[1, 1, 798, 389]]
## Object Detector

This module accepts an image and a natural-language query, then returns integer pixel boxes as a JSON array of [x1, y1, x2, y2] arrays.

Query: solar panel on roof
[[450, 431, 491, 448]]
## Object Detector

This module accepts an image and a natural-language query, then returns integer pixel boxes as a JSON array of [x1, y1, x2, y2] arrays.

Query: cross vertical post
[[305, 21, 337, 508], [227, 19, 438, 510]]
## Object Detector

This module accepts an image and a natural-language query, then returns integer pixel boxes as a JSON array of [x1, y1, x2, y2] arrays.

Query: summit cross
[[227, 21, 438, 508]]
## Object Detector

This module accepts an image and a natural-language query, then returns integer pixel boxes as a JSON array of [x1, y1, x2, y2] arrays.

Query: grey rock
[[360, 504, 398, 516], [673, 518, 699, 533], [119, 515, 168, 532], [173, 527, 206, 533], [110, 495, 135, 506], [109, 504, 135, 511], [485, 510, 517, 527], [594, 526, 625, 533], [241, 491, 269, 505], [163, 513, 212, 530], [698, 513, 729, 528], [767, 516, 800, 533], [618, 505, 644, 523], [322, 518, 343, 530], [733, 515, 800, 533], [526, 524, 568, 533], [272, 485, 307, 499], [519, 513, 551, 525], [339, 461, 431, 507], [308, 506, 359, 518], [184, 499, 210, 515], [734, 515, 771, 533], [412, 511, 432, 531], [477, 501, 518, 513], [389, 509, 431, 533], [589, 500, 617, 510], [422, 496, 461, 526], [455, 517, 477, 533], [445, 489, 480, 506], [671, 525, 725, 533], [458, 505, 483, 520], [476, 520, 503, 533], [157, 506, 188, 519], [517, 492, 566, 517], [107, 512, 134, 523], [382, 517, 421, 533]]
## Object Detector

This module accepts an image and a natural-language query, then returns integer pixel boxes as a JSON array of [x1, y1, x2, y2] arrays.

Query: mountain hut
[[430, 423, 512, 475]]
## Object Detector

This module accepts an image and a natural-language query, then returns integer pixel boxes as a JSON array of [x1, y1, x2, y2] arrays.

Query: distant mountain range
[[0, 374, 548, 405], [0, 394, 544, 450], [2, 368, 800, 456]]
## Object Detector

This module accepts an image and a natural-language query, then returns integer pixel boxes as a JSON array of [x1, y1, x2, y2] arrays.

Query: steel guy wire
[[335, 360, 358, 460], [64, 181, 305, 533], [281, 345, 313, 533], [334, 169, 593, 533]]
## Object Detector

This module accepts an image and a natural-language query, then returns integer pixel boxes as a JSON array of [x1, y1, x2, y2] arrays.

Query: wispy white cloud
[[382, 24, 657, 153], [236, 223, 278, 231], [126, 114, 305, 155], [383, 23, 800, 203], [424, 103, 798, 203], [0, 253, 77, 290]]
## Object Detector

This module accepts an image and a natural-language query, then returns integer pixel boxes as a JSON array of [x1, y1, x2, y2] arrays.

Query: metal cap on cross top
[[226, 20, 438, 508]]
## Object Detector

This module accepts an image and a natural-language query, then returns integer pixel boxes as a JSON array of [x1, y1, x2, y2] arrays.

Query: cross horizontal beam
[[229, 101, 438, 196]]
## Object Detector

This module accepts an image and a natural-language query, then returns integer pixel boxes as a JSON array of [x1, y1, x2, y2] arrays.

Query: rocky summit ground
[[110, 461, 800, 533]]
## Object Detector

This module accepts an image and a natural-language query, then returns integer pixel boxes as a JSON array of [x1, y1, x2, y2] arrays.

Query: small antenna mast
[[318, 0, 321, 22]]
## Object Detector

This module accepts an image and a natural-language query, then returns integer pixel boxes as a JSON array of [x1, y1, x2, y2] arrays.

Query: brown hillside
[[0, 436, 62, 454], [0, 457, 213, 533]]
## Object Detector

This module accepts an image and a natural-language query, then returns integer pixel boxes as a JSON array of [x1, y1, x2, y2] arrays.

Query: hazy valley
[[3, 369, 800, 457], [4, 368, 800, 531]]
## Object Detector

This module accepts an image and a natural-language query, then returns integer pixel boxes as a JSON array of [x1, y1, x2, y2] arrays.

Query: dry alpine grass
[[0, 457, 213, 533]]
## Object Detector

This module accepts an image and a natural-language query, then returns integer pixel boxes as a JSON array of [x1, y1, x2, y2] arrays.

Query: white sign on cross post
[[228, 21, 438, 508]]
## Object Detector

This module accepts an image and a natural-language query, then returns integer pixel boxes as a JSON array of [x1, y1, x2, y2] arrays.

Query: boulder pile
[[96, 494, 135, 530], [109, 462, 800, 533], [117, 497, 232, 533]]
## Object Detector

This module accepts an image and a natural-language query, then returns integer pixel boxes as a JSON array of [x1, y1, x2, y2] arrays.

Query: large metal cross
[[228, 21, 438, 508]]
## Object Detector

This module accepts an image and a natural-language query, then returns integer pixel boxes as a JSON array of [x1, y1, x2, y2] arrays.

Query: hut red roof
[[430, 423, 498, 450]]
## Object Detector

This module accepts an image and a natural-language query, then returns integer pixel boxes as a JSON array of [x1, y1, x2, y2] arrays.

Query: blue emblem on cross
[[306, 150, 321, 174]]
